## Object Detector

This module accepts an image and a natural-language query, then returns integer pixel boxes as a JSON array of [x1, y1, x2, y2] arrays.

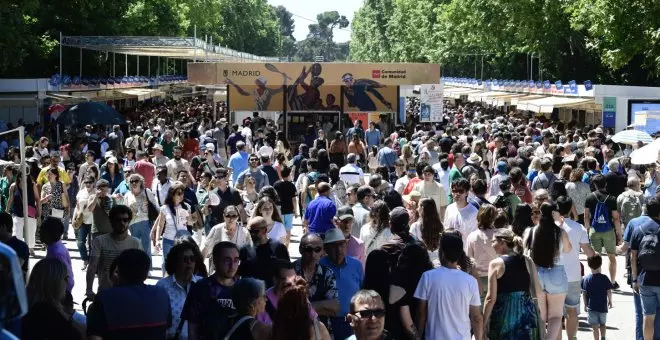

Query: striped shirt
[[91, 234, 142, 292]]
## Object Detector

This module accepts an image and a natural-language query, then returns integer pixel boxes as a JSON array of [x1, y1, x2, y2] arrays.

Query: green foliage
[[295, 11, 351, 62], [351, 0, 660, 85]]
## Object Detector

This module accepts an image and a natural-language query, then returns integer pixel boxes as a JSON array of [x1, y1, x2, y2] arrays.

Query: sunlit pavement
[[29, 220, 635, 340]]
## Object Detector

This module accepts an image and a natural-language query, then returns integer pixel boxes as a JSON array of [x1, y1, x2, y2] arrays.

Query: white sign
[[420, 83, 444, 122]]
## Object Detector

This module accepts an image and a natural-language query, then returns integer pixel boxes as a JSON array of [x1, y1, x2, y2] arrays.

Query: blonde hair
[[494, 228, 524, 254], [27, 259, 67, 310]]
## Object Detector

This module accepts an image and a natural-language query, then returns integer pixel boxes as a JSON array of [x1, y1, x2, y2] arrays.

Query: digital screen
[[629, 100, 660, 135]]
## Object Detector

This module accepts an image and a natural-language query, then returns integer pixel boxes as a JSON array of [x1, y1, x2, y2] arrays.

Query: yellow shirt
[[36, 167, 71, 186]]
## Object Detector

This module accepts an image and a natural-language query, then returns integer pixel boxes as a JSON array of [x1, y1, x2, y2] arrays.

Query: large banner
[[420, 84, 444, 122], [189, 62, 439, 112]]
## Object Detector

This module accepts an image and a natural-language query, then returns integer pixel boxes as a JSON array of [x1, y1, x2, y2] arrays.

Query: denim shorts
[[587, 310, 607, 325], [565, 281, 582, 308], [537, 265, 568, 294], [282, 213, 294, 231], [640, 285, 660, 316]]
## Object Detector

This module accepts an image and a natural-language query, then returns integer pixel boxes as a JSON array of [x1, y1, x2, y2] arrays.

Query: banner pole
[[18, 126, 28, 231]]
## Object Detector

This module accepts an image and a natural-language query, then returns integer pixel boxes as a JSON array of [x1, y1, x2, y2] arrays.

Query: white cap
[[205, 143, 215, 152]]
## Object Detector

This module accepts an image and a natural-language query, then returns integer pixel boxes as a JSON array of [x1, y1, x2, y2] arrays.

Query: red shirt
[[133, 159, 156, 189]]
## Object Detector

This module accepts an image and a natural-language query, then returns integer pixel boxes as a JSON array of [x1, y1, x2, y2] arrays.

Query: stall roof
[[510, 95, 546, 106], [490, 93, 527, 106], [445, 88, 483, 99], [61, 36, 281, 62], [468, 91, 509, 102], [114, 88, 162, 101], [517, 96, 594, 113]]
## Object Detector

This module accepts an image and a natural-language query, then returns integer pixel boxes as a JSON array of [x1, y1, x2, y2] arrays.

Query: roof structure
[[61, 35, 281, 62]]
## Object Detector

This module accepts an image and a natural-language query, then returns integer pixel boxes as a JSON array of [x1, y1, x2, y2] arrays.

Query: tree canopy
[[350, 0, 660, 85]]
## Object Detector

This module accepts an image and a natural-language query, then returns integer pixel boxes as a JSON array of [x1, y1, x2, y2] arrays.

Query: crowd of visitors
[[2, 97, 659, 340]]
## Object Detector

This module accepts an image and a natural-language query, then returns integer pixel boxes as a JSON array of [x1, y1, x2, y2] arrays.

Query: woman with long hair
[[511, 203, 536, 237], [524, 202, 572, 340], [313, 129, 329, 153], [101, 157, 123, 192], [509, 167, 533, 204], [275, 131, 291, 160], [483, 228, 541, 340], [124, 148, 136, 168], [360, 200, 393, 256], [329, 164, 347, 206], [317, 149, 330, 175], [156, 241, 204, 340], [527, 157, 542, 183], [271, 277, 331, 340], [368, 145, 379, 174], [410, 198, 443, 267], [40, 167, 69, 220], [151, 181, 192, 275], [329, 131, 348, 167], [274, 152, 288, 180], [253, 197, 287, 244], [22, 259, 85, 339], [400, 144, 415, 169], [467, 204, 499, 298], [7, 169, 39, 255]]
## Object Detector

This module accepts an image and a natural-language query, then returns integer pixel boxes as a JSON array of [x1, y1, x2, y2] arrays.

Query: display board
[[420, 84, 444, 122]]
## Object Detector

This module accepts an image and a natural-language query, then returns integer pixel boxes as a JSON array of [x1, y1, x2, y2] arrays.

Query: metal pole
[[113, 53, 116, 77], [148, 56, 151, 77], [526, 53, 529, 80], [59, 32, 63, 91], [79, 47, 82, 79], [125, 54, 128, 76], [18, 126, 27, 230], [539, 54, 542, 80], [193, 25, 197, 63], [530, 53, 534, 81], [480, 55, 484, 80], [137, 55, 140, 76], [474, 56, 477, 79]]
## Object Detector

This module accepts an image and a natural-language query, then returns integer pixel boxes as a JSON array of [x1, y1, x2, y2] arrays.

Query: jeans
[[76, 224, 91, 262], [162, 230, 191, 275], [537, 265, 568, 294], [633, 292, 660, 340], [129, 220, 152, 261]]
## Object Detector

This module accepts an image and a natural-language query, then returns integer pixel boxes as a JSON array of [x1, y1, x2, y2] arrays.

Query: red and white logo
[[372, 70, 381, 78]]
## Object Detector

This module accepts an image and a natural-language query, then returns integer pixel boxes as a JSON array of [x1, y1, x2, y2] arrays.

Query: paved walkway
[[29, 221, 637, 340]]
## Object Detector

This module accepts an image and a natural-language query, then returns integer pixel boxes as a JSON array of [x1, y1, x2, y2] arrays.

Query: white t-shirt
[[443, 203, 479, 251], [561, 218, 589, 282], [394, 176, 410, 194], [267, 221, 287, 243], [161, 205, 190, 240], [339, 163, 364, 186], [414, 266, 481, 340]]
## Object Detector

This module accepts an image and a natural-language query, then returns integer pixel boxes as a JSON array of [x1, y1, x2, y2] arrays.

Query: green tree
[[295, 11, 350, 62], [273, 5, 296, 58]]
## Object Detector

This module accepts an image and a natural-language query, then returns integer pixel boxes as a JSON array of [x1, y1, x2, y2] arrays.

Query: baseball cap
[[205, 143, 215, 152], [496, 161, 508, 174], [336, 206, 354, 221], [323, 228, 346, 244], [389, 207, 410, 227]]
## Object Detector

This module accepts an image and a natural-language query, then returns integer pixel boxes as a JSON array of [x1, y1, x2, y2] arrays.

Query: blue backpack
[[591, 195, 613, 232]]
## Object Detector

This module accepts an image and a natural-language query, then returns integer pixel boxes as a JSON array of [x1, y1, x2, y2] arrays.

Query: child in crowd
[[582, 255, 613, 340]]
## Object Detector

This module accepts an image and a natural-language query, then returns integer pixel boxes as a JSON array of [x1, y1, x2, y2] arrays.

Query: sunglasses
[[301, 246, 323, 253], [354, 309, 386, 319], [221, 258, 241, 266], [224, 214, 238, 219], [249, 227, 266, 234], [130, 179, 140, 184]]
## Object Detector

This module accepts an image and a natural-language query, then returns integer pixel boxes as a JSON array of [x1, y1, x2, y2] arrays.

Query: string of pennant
[[48, 74, 187, 87], [442, 77, 593, 91]]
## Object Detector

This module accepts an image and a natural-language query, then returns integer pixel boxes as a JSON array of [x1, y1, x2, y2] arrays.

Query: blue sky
[[267, 0, 363, 43]]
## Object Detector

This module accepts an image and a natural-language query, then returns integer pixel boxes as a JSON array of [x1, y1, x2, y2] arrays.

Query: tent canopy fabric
[[491, 94, 527, 106], [517, 96, 593, 113], [57, 101, 127, 126], [467, 91, 509, 103], [114, 88, 162, 101]]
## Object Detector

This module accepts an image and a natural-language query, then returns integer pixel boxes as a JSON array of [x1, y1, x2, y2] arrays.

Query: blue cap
[[497, 161, 508, 174]]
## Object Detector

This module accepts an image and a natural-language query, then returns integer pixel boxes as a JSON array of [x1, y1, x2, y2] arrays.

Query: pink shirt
[[133, 159, 156, 188], [347, 235, 366, 269], [466, 229, 498, 277], [256, 287, 318, 325]]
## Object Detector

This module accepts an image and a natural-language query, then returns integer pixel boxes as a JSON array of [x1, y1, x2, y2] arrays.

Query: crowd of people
[[1, 96, 659, 340]]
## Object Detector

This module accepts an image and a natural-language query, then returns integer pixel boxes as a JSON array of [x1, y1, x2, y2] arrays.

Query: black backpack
[[493, 192, 514, 220], [638, 224, 660, 271]]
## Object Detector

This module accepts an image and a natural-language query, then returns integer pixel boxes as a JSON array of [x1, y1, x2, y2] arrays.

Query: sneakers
[[612, 281, 620, 290]]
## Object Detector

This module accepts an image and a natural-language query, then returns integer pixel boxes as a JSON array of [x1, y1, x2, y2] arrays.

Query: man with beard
[[166, 146, 190, 180], [86, 205, 142, 297], [237, 216, 289, 288]]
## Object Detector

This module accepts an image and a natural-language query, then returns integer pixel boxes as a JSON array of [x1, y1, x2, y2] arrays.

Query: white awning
[[445, 88, 482, 99], [490, 94, 527, 106], [517, 96, 594, 113], [114, 88, 161, 101], [213, 90, 227, 102], [510, 95, 547, 106], [467, 91, 509, 103]]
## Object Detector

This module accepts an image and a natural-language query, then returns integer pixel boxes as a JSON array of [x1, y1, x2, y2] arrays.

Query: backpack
[[619, 191, 642, 228], [637, 222, 660, 271], [493, 192, 514, 220], [590, 195, 613, 232]]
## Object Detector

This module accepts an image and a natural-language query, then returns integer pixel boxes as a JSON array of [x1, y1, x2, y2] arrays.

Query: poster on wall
[[602, 97, 616, 128], [420, 84, 444, 122]]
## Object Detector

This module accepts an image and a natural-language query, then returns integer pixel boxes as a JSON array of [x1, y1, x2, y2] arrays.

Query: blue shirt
[[228, 151, 249, 184], [319, 256, 363, 316], [581, 273, 612, 313], [364, 129, 381, 148], [304, 196, 337, 234], [377, 146, 398, 168], [582, 170, 598, 185], [156, 275, 202, 340], [630, 218, 660, 286], [113, 180, 130, 195]]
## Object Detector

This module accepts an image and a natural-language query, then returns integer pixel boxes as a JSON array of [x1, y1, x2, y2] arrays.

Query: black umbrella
[[57, 101, 127, 126]]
